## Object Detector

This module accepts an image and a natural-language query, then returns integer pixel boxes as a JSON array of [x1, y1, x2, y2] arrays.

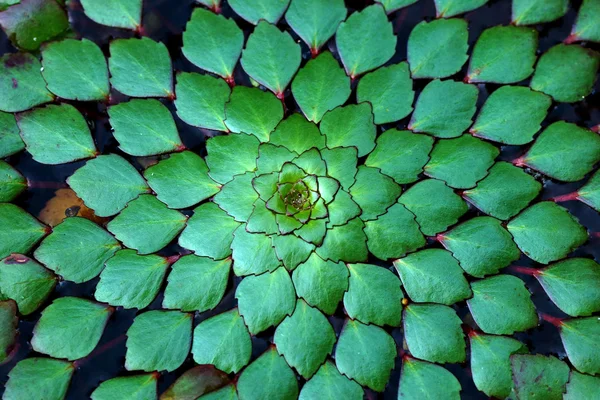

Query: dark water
[[1, 0, 599, 398]]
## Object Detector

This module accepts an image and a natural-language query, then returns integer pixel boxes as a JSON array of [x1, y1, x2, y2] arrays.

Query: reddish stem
[[225, 76, 235, 88], [135, 25, 146, 36], [433, 233, 446, 243], [463, 75, 471, 83], [310, 47, 319, 59], [27, 180, 68, 189], [210, 3, 221, 13], [564, 34, 578, 44], [165, 254, 181, 265], [540, 313, 563, 327], [551, 192, 580, 203], [509, 265, 541, 276], [591, 232, 600, 238], [512, 155, 528, 167], [73, 335, 126, 368], [592, 125, 600, 133]]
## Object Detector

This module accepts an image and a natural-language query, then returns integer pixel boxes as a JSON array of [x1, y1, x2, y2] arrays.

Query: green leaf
[[335, 4, 396, 78], [512, 0, 568, 25], [163, 255, 230, 313], [80, 0, 141, 29], [0, 53, 53, 113], [394, 249, 472, 305], [241, 21, 301, 95], [425, 135, 498, 189], [398, 179, 468, 235], [403, 303, 466, 363], [508, 202, 588, 264], [319, 147, 358, 191], [34, 217, 120, 283], [0, 111, 24, 157], [356, 63, 414, 124], [327, 189, 361, 227], [576, 169, 600, 212], [559, 317, 600, 375], [179, 203, 240, 260], [440, 216, 520, 277], [409, 79, 478, 138], [407, 18, 468, 79], [570, 0, 600, 43], [41, 38, 109, 101], [3, 358, 73, 400], [224, 86, 283, 142], [0, 254, 56, 315], [246, 199, 278, 234], [536, 258, 600, 317], [335, 319, 396, 392], [0, 300, 17, 362], [109, 37, 173, 98], [320, 103, 376, 157], [272, 234, 315, 271], [470, 333, 527, 398], [0, 203, 47, 259], [214, 172, 258, 223], [343, 263, 402, 326], [470, 86, 551, 145], [228, 0, 290, 24], [285, 0, 346, 52], [468, 275, 538, 334], [68, 154, 149, 217], [197, 384, 237, 400], [235, 267, 295, 334], [434, 0, 488, 17], [17, 103, 96, 164], [231, 228, 281, 276], [316, 217, 368, 262], [364, 202, 426, 259], [291, 52, 351, 123], [237, 348, 298, 400], [463, 162, 542, 220], [530, 44, 600, 103], [182, 8, 243, 79], [299, 360, 363, 400], [292, 253, 348, 315], [255, 143, 296, 175], [349, 166, 402, 220], [32, 297, 112, 360], [564, 371, 600, 399], [0, 160, 26, 202], [161, 365, 229, 400], [174, 72, 230, 131], [398, 358, 461, 399], [91, 374, 157, 400], [376, 0, 419, 13], [206, 133, 260, 184], [274, 299, 336, 378], [511, 354, 570, 400], [192, 309, 251, 374], [95, 250, 169, 309], [125, 310, 192, 372], [467, 26, 537, 83], [269, 114, 325, 153], [0, 0, 68, 51]]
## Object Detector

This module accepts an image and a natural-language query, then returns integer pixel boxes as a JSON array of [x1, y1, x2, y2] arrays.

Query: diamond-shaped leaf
[[510, 354, 569, 400], [285, 0, 346, 53], [231, 228, 281, 276], [564, 371, 600, 400], [320, 103, 376, 157], [174, 72, 230, 131], [228, 0, 290, 25], [559, 317, 600, 375], [398, 358, 462, 399], [512, 0, 568, 25], [214, 172, 259, 223], [570, 0, 600, 43], [299, 360, 363, 399], [237, 348, 298, 400], [0, 53, 53, 112], [376, 0, 419, 13], [350, 166, 402, 221], [161, 366, 229, 400], [0, 111, 24, 157], [316, 217, 368, 263], [91, 375, 157, 400], [0, 203, 47, 259], [224, 86, 283, 142], [0, 160, 25, 202], [434, 0, 489, 17], [3, 358, 73, 400], [80, 0, 141, 29]]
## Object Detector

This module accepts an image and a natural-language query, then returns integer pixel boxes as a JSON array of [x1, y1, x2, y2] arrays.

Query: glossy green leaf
[[91, 374, 157, 400], [237, 348, 298, 400], [0, 203, 47, 259], [327, 188, 361, 227], [179, 203, 240, 260], [3, 358, 73, 400], [0, 53, 53, 112], [511, 354, 569, 400], [214, 172, 258, 223], [425, 135, 498, 189], [285, 0, 346, 52], [197, 384, 237, 400], [564, 371, 600, 400], [272, 234, 315, 271], [560, 317, 600, 375], [231, 228, 281, 276], [349, 166, 401, 220], [398, 358, 461, 399], [182, 8, 243, 79], [316, 217, 368, 262], [319, 147, 358, 191], [80, 0, 141, 29], [376, 0, 419, 13], [34, 217, 120, 283], [467, 25, 537, 83], [95, 250, 169, 309], [192, 309, 251, 374], [335, 319, 396, 392], [0, 111, 24, 157], [109, 37, 173, 98], [0, 300, 17, 363], [320, 103, 376, 157], [513, 0, 568, 25], [32, 297, 112, 360], [408, 18, 468, 79], [269, 114, 325, 154], [536, 258, 600, 317], [394, 249, 471, 305], [508, 201, 588, 264], [125, 310, 192, 372], [0, 255, 56, 315], [570, 0, 600, 43], [17, 103, 96, 164], [174, 73, 230, 131], [531, 44, 600, 103], [470, 86, 551, 145], [440, 216, 520, 277], [335, 4, 396, 78], [67, 154, 149, 217], [161, 365, 229, 400], [403, 303, 466, 363], [576, 169, 600, 211], [299, 360, 363, 400], [236, 267, 295, 334], [228, 0, 290, 24], [463, 162, 541, 220], [291, 52, 351, 123], [468, 275, 538, 334], [241, 21, 300, 95], [224, 86, 283, 142], [409, 79, 477, 138], [274, 299, 336, 378], [0, 160, 25, 202], [206, 133, 260, 184], [434, 0, 489, 17], [399, 179, 468, 235]]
